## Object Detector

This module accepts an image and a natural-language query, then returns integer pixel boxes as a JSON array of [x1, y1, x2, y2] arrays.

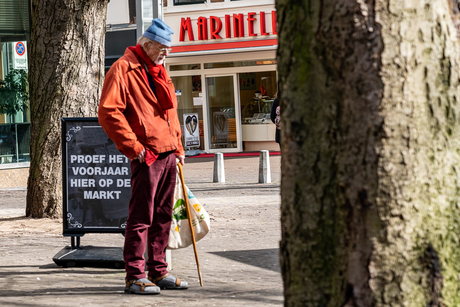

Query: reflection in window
[[204, 59, 277, 69], [239, 71, 277, 124], [0, 123, 30, 164], [170, 64, 201, 71], [173, 0, 206, 5]]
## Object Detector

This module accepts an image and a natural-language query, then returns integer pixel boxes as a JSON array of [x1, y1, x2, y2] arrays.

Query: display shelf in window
[[242, 97, 274, 124]]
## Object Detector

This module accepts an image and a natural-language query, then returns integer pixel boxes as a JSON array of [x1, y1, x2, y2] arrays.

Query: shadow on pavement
[[0, 216, 27, 222], [209, 248, 280, 273], [190, 183, 280, 191], [0, 265, 123, 275], [0, 285, 283, 306]]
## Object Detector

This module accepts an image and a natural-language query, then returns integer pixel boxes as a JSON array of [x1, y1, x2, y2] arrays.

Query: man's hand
[[178, 155, 185, 165], [137, 148, 146, 163]]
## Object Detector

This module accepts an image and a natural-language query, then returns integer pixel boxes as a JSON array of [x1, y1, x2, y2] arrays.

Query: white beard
[[154, 55, 165, 65]]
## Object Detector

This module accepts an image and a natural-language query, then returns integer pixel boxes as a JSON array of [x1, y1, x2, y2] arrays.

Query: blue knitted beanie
[[143, 19, 174, 47]]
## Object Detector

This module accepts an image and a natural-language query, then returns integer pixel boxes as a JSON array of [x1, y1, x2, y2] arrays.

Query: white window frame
[[166, 50, 277, 153], [165, 0, 275, 13]]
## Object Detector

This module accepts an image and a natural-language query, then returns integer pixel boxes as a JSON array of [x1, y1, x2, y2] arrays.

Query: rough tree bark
[[26, 0, 108, 218], [278, 0, 460, 306]]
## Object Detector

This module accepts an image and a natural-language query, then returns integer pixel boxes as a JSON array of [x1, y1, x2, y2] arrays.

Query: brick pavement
[[0, 155, 283, 306]]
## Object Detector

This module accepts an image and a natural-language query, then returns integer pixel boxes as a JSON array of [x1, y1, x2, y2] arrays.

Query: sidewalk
[[0, 156, 283, 306]]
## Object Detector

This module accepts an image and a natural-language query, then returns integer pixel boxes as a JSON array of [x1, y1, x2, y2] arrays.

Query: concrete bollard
[[213, 152, 225, 183], [259, 150, 271, 183]]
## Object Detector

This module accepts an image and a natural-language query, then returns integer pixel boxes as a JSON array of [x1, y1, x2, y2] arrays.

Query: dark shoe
[[149, 274, 189, 290], [125, 278, 161, 294]]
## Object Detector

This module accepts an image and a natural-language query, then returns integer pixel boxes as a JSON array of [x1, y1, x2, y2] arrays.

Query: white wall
[[107, 0, 130, 25]]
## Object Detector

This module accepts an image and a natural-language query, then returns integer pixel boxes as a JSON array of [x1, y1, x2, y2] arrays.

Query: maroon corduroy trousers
[[123, 151, 176, 280]]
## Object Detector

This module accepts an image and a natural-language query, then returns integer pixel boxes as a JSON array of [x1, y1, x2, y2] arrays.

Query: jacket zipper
[[141, 62, 177, 152], [167, 110, 175, 149]]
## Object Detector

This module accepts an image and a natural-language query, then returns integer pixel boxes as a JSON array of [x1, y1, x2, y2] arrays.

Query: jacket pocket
[[131, 118, 146, 140]]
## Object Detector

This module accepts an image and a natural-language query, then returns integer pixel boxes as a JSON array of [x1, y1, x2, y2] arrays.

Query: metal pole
[[152, 0, 162, 20], [136, 0, 163, 39], [15, 124, 19, 162], [136, 0, 144, 38]]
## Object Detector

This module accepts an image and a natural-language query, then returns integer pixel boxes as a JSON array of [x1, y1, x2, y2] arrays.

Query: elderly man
[[98, 19, 188, 294]]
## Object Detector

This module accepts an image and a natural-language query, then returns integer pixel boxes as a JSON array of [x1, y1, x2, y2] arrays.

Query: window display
[[239, 71, 276, 125], [0, 40, 30, 164]]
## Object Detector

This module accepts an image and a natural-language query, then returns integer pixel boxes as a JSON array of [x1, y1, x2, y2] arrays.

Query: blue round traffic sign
[[15, 42, 25, 56]]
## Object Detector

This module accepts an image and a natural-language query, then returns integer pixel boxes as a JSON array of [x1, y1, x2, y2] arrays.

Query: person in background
[[98, 18, 189, 295], [270, 94, 281, 150]]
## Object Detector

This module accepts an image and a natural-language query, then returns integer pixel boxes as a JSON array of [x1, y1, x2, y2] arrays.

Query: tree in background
[[278, 0, 460, 305], [26, 0, 109, 217], [0, 69, 29, 122]]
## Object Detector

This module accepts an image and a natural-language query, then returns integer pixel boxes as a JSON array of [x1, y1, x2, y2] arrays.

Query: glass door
[[205, 75, 241, 152], [171, 75, 204, 152]]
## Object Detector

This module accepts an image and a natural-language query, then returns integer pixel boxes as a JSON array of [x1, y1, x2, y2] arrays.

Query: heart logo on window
[[214, 114, 227, 133], [185, 115, 198, 135]]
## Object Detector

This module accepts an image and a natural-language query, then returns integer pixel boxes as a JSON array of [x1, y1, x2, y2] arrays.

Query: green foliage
[[0, 69, 29, 116]]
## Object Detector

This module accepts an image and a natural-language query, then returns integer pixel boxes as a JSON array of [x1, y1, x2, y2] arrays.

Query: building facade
[[164, 0, 278, 153], [0, 0, 277, 187]]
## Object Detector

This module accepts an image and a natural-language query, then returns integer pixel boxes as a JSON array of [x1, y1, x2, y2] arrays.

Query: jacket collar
[[125, 48, 142, 70]]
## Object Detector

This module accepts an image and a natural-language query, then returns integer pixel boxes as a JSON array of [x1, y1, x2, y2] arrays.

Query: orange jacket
[[98, 48, 184, 160]]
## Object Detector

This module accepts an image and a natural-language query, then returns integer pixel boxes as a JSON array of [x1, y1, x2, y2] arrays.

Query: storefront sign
[[183, 113, 200, 148], [179, 11, 277, 42]]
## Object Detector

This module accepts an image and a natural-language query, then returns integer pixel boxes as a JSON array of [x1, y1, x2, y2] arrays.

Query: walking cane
[[177, 163, 204, 287]]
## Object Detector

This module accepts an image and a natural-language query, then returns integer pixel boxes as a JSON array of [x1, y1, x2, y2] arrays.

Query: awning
[[0, 0, 30, 36]]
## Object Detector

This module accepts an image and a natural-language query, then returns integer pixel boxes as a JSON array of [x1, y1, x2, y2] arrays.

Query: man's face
[[143, 40, 170, 65]]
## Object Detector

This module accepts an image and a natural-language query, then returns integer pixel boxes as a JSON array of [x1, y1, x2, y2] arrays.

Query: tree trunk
[[278, 0, 460, 305], [26, 0, 108, 218]]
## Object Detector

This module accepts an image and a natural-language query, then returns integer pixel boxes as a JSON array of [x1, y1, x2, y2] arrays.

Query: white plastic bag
[[168, 164, 210, 249]]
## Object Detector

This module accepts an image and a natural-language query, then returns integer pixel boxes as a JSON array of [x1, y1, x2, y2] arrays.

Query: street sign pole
[[136, 0, 163, 39], [152, 0, 162, 20]]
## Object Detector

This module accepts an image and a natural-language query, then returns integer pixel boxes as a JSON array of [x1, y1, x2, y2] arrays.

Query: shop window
[[0, 0, 31, 165], [0, 40, 30, 165], [1, 41, 29, 124], [239, 71, 277, 124], [204, 59, 277, 69], [174, 0, 206, 6], [0, 123, 30, 163], [171, 75, 204, 152], [170, 64, 201, 71]]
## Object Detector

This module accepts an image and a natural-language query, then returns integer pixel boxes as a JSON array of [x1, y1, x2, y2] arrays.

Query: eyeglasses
[[152, 43, 172, 54]]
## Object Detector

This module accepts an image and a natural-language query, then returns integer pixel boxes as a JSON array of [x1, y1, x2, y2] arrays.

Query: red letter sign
[[247, 12, 257, 36], [210, 16, 223, 39], [260, 12, 269, 35], [180, 17, 194, 42], [225, 15, 231, 38], [272, 11, 277, 35], [233, 13, 244, 37], [197, 17, 208, 40]]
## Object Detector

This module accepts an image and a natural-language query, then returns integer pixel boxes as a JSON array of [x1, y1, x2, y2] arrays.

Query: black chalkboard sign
[[62, 118, 130, 235]]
